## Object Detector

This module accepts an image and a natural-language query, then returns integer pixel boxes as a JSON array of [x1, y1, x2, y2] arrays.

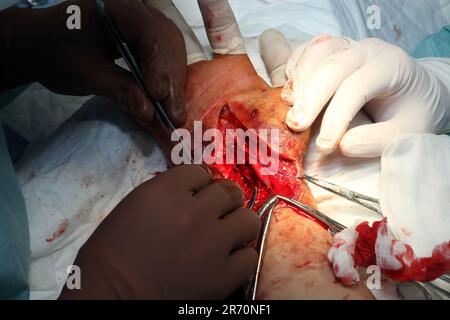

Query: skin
[[141, 0, 373, 300], [0, 0, 374, 299], [168, 53, 374, 299]]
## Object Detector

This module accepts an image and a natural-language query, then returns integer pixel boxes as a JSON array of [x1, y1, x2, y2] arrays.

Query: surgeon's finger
[[284, 36, 350, 102], [226, 247, 258, 292], [108, 0, 187, 126], [316, 56, 395, 154], [281, 42, 308, 104], [339, 121, 405, 158], [114, 75, 155, 128], [168, 165, 214, 194], [287, 43, 366, 135], [284, 36, 352, 131], [197, 0, 245, 55], [285, 43, 308, 80], [194, 180, 245, 219], [145, 0, 207, 65], [222, 207, 260, 252], [140, 5, 187, 127], [260, 29, 292, 88], [81, 54, 155, 127]]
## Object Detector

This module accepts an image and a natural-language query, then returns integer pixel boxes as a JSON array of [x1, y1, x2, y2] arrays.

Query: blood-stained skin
[[153, 53, 373, 299]]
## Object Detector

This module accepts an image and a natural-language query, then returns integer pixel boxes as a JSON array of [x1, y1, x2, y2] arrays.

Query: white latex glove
[[147, 0, 245, 64], [262, 33, 450, 157]]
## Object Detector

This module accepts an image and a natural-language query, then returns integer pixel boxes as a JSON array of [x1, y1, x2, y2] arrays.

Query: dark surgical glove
[[0, 0, 187, 128], [59, 165, 260, 299]]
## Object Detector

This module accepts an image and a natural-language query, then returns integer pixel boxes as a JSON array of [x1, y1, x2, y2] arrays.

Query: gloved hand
[[59, 165, 260, 300], [0, 0, 187, 128], [260, 33, 450, 157]]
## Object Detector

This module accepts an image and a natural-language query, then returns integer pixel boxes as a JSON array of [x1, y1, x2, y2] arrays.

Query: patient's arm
[[145, 0, 373, 299], [259, 206, 373, 299]]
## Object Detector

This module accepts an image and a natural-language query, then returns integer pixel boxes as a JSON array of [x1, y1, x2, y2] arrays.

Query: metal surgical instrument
[[246, 175, 449, 300], [96, 0, 192, 162], [299, 175, 450, 300]]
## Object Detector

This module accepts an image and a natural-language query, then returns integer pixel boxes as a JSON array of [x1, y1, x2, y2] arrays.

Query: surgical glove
[[59, 165, 260, 300], [197, 0, 246, 56], [281, 35, 450, 157], [0, 0, 187, 128]]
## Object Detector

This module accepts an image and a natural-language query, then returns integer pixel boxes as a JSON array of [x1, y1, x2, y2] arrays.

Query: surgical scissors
[[302, 174, 382, 215]]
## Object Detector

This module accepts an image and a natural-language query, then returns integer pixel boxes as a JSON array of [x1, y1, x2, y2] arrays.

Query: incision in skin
[[208, 104, 302, 212], [194, 100, 372, 299], [156, 54, 374, 299]]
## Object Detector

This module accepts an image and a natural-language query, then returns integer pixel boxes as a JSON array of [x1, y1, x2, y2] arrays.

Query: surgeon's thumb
[[339, 121, 403, 158], [115, 79, 155, 128], [92, 61, 155, 128]]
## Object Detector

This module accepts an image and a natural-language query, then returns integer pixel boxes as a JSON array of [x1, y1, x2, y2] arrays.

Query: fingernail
[[286, 108, 305, 131], [316, 136, 336, 154], [220, 182, 245, 205], [281, 81, 294, 103], [140, 102, 154, 125], [171, 105, 187, 127]]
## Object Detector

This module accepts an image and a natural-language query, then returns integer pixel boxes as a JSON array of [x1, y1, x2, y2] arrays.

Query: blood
[[206, 105, 300, 211], [354, 221, 381, 267], [205, 104, 325, 228], [352, 219, 450, 282], [251, 109, 259, 120], [295, 261, 312, 269], [46, 218, 68, 243]]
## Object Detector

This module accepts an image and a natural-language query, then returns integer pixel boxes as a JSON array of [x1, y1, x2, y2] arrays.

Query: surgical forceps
[[245, 176, 450, 300], [245, 189, 348, 300], [303, 175, 382, 215]]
